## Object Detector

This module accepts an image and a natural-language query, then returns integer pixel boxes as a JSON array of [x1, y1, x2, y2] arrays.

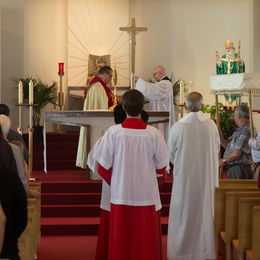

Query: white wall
[[170, 0, 253, 104], [132, 0, 172, 80], [0, 0, 24, 128], [1, 0, 260, 129]]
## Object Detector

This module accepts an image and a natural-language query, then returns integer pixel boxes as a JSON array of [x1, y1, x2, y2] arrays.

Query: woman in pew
[[249, 133, 260, 188], [0, 124, 28, 260], [0, 114, 40, 199]]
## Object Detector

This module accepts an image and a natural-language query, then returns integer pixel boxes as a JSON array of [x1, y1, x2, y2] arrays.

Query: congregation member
[[0, 115, 40, 199], [0, 104, 29, 161], [249, 132, 260, 187], [88, 89, 169, 260], [219, 105, 253, 179], [167, 92, 220, 260], [135, 65, 175, 140], [76, 66, 114, 169], [0, 125, 27, 260]]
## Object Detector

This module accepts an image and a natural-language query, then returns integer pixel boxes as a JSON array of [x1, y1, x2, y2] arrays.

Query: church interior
[[1, 0, 260, 259]]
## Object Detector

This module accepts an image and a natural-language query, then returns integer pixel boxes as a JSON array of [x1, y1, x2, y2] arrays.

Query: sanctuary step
[[34, 170, 173, 236], [24, 132, 81, 170]]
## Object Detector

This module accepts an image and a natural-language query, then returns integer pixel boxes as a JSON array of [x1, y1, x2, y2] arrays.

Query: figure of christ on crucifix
[[120, 18, 147, 89]]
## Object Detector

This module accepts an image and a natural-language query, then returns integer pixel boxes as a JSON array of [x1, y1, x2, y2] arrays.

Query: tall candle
[[29, 80, 34, 104], [18, 81, 23, 104], [188, 81, 192, 93], [179, 80, 184, 105], [58, 62, 64, 75]]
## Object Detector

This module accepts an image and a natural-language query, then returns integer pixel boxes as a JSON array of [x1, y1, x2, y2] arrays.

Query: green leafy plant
[[201, 103, 236, 138], [17, 77, 58, 126]]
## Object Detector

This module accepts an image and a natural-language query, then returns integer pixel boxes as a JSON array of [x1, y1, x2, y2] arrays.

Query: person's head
[[225, 40, 235, 53], [0, 104, 10, 116], [0, 115, 11, 138], [234, 105, 249, 127], [98, 66, 113, 84], [122, 89, 144, 117], [153, 65, 166, 82], [185, 92, 203, 112]]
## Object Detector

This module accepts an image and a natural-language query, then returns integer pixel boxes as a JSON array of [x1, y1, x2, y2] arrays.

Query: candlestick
[[29, 80, 34, 104], [188, 81, 192, 93], [179, 80, 184, 105], [18, 81, 23, 104]]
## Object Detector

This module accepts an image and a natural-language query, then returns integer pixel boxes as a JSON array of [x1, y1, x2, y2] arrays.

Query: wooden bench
[[232, 198, 260, 260], [18, 196, 41, 260], [214, 186, 260, 258], [221, 191, 260, 260], [219, 179, 258, 187]]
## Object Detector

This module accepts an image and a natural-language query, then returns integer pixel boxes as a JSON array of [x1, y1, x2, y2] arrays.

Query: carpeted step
[[41, 181, 102, 193], [42, 193, 101, 205], [41, 217, 99, 236], [34, 151, 77, 161], [42, 204, 170, 217], [42, 205, 101, 217], [34, 160, 80, 171], [41, 216, 169, 236]]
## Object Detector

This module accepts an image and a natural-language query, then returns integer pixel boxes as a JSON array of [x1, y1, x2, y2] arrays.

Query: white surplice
[[135, 78, 175, 140], [167, 111, 220, 260]]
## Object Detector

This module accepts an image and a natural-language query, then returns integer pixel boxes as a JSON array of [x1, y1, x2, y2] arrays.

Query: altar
[[44, 110, 169, 173]]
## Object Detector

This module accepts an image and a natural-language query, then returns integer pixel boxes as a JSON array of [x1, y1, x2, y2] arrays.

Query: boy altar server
[[88, 89, 169, 260]]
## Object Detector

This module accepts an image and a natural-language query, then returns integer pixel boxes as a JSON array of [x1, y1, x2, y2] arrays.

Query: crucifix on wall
[[120, 18, 147, 89]]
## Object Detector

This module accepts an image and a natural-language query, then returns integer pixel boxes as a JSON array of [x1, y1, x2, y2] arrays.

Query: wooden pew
[[28, 182, 41, 245], [231, 197, 260, 260], [18, 197, 40, 260], [222, 193, 260, 260], [214, 186, 260, 258], [18, 206, 34, 260], [219, 179, 257, 187]]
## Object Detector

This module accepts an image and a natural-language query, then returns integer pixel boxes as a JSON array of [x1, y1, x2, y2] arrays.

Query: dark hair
[[122, 89, 144, 117], [98, 66, 112, 75], [0, 104, 10, 116], [0, 126, 17, 174]]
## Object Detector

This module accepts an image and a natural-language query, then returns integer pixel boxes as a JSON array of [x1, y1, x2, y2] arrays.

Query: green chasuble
[[216, 53, 245, 75], [216, 53, 245, 102]]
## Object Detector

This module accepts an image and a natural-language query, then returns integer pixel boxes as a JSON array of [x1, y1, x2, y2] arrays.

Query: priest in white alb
[[135, 65, 175, 140], [88, 89, 169, 260], [167, 92, 220, 260]]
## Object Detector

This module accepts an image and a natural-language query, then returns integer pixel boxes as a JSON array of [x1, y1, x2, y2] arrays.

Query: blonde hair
[[0, 115, 11, 138]]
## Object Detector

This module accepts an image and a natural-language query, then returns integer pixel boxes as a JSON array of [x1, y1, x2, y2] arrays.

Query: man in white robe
[[167, 92, 220, 260], [76, 66, 114, 169], [135, 65, 175, 140]]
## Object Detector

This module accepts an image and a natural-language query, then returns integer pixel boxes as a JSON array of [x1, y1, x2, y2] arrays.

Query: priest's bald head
[[153, 65, 166, 82], [185, 92, 203, 112]]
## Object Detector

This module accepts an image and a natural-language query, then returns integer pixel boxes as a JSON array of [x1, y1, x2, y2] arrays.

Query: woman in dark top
[[0, 126, 27, 260]]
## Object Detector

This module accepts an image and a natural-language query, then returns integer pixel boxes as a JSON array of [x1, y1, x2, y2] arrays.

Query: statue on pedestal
[[215, 40, 245, 104]]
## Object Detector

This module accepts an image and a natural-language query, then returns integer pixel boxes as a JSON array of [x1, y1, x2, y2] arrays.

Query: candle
[[29, 80, 34, 104], [188, 81, 192, 93], [58, 62, 64, 75], [179, 80, 184, 105], [18, 81, 23, 104]]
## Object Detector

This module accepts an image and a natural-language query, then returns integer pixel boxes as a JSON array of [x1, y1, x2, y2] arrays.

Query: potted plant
[[16, 77, 58, 140]]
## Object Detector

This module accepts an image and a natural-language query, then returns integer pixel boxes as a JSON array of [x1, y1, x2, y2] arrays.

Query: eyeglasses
[[153, 71, 160, 76]]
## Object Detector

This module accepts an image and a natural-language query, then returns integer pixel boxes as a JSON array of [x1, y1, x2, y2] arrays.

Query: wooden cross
[[120, 18, 147, 88]]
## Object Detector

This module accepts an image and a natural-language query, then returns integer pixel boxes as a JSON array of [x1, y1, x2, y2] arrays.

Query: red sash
[[85, 76, 114, 108]]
